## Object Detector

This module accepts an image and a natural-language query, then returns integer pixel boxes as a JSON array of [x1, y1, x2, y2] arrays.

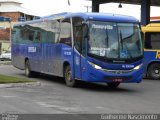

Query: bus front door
[[73, 26, 87, 80]]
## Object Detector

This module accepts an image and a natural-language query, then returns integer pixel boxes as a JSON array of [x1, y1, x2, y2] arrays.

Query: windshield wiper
[[105, 28, 109, 48], [119, 30, 133, 58]]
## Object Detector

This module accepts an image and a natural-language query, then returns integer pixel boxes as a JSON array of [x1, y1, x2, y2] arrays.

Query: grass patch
[[0, 74, 33, 84]]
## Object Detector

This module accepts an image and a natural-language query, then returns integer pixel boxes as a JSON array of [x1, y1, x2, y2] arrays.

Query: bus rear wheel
[[148, 63, 160, 80], [64, 66, 76, 87], [25, 60, 34, 77], [107, 82, 120, 89]]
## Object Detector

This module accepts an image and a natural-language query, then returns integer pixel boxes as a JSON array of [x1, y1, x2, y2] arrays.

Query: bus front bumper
[[83, 63, 143, 83]]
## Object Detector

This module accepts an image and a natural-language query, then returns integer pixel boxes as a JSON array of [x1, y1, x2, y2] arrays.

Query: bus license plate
[[112, 78, 123, 82]]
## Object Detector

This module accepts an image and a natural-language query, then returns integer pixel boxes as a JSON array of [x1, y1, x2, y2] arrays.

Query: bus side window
[[28, 31, 34, 41], [35, 32, 41, 41], [74, 26, 83, 52], [12, 27, 20, 43], [144, 32, 160, 50], [150, 32, 160, 49], [48, 20, 60, 43], [72, 17, 84, 54], [144, 32, 152, 49], [59, 18, 72, 46], [19, 25, 35, 43]]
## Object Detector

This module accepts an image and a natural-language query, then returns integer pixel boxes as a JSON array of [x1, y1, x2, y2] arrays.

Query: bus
[[142, 23, 160, 80], [12, 12, 143, 88]]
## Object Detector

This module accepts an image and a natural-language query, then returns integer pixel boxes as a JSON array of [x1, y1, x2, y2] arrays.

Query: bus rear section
[[142, 23, 160, 80], [12, 12, 144, 88]]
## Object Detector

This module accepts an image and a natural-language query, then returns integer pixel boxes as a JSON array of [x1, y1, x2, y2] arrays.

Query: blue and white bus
[[12, 12, 143, 88]]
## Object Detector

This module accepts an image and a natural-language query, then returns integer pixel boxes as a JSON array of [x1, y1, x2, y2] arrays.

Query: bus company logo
[[122, 65, 134, 69], [156, 51, 160, 59], [28, 47, 36, 53]]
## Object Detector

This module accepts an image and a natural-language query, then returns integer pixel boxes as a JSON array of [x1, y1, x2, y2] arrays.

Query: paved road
[[0, 65, 160, 114]]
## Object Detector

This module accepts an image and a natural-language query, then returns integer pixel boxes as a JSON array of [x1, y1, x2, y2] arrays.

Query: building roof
[[0, 0, 22, 4], [0, 4, 37, 16], [0, 0, 38, 16]]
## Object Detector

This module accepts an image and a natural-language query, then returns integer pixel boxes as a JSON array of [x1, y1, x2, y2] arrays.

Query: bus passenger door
[[74, 25, 82, 80], [73, 23, 87, 80]]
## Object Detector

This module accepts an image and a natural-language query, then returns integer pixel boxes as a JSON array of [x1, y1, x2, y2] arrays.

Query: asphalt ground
[[0, 65, 160, 115]]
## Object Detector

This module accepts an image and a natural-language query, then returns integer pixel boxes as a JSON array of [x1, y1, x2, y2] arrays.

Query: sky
[[21, 0, 160, 20]]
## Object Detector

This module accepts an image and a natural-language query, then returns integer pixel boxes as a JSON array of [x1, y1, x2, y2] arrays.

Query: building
[[150, 16, 160, 22], [0, 0, 38, 54]]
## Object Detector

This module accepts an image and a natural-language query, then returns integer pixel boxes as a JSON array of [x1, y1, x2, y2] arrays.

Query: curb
[[0, 82, 41, 89], [0, 61, 11, 65]]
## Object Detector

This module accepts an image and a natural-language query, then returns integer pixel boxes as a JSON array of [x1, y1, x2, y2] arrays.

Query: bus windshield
[[88, 21, 143, 60]]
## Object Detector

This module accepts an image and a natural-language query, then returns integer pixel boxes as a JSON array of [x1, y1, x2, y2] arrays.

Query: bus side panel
[[41, 43, 64, 76], [12, 44, 26, 70], [52, 44, 64, 76], [26, 43, 41, 72], [40, 43, 74, 78], [41, 43, 53, 73], [61, 44, 73, 77], [144, 51, 158, 73]]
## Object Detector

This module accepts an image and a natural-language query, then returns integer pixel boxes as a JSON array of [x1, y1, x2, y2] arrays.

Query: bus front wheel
[[148, 63, 160, 80], [107, 82, 120, 89], [64, 66, 76, 87], [25, 60, 34, 77]]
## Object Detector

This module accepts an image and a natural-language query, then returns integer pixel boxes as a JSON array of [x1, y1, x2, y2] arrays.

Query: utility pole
[[9, 18, 12, 47], [68, 0, 70, 6], [84, 5, 91, 12]]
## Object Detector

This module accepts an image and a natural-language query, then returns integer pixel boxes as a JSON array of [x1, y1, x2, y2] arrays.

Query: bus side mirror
[[82, 23, 89, 38]]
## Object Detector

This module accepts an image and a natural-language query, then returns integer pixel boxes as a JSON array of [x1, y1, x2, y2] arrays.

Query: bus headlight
[[88, 62, 102, 69], [133, 64, 143, 70]]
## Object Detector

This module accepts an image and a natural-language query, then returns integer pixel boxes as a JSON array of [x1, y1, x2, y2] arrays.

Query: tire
[[107, 82, 120, 89], [64, 65, 76, 87], [148, 63, 160, 80], [25, 60, 34, 77]]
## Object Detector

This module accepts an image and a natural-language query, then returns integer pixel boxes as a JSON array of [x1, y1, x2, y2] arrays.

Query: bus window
[[35, 32, 41, 41], [48, 20, 60, 43], [74, 25, 83, 52], [59, 18, 71, 46], [144, 32, 152, 49], [32, 22, 48, 43], [145, 32, 160, 49], [12, 26, 21, 43], [73, 17, 84, 53]]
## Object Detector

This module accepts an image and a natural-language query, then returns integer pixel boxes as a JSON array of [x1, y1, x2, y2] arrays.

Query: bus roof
[[142, 23, 160, 32], [71, 12, 138, 22], [14, 12, 139, 26]]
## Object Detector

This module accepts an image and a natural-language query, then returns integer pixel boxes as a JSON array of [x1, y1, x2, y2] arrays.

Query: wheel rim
[[66, 70, 72, 82], [155, 69, 159, 74], [25, 62, 29, 76], [152, 67, 160, 78]]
